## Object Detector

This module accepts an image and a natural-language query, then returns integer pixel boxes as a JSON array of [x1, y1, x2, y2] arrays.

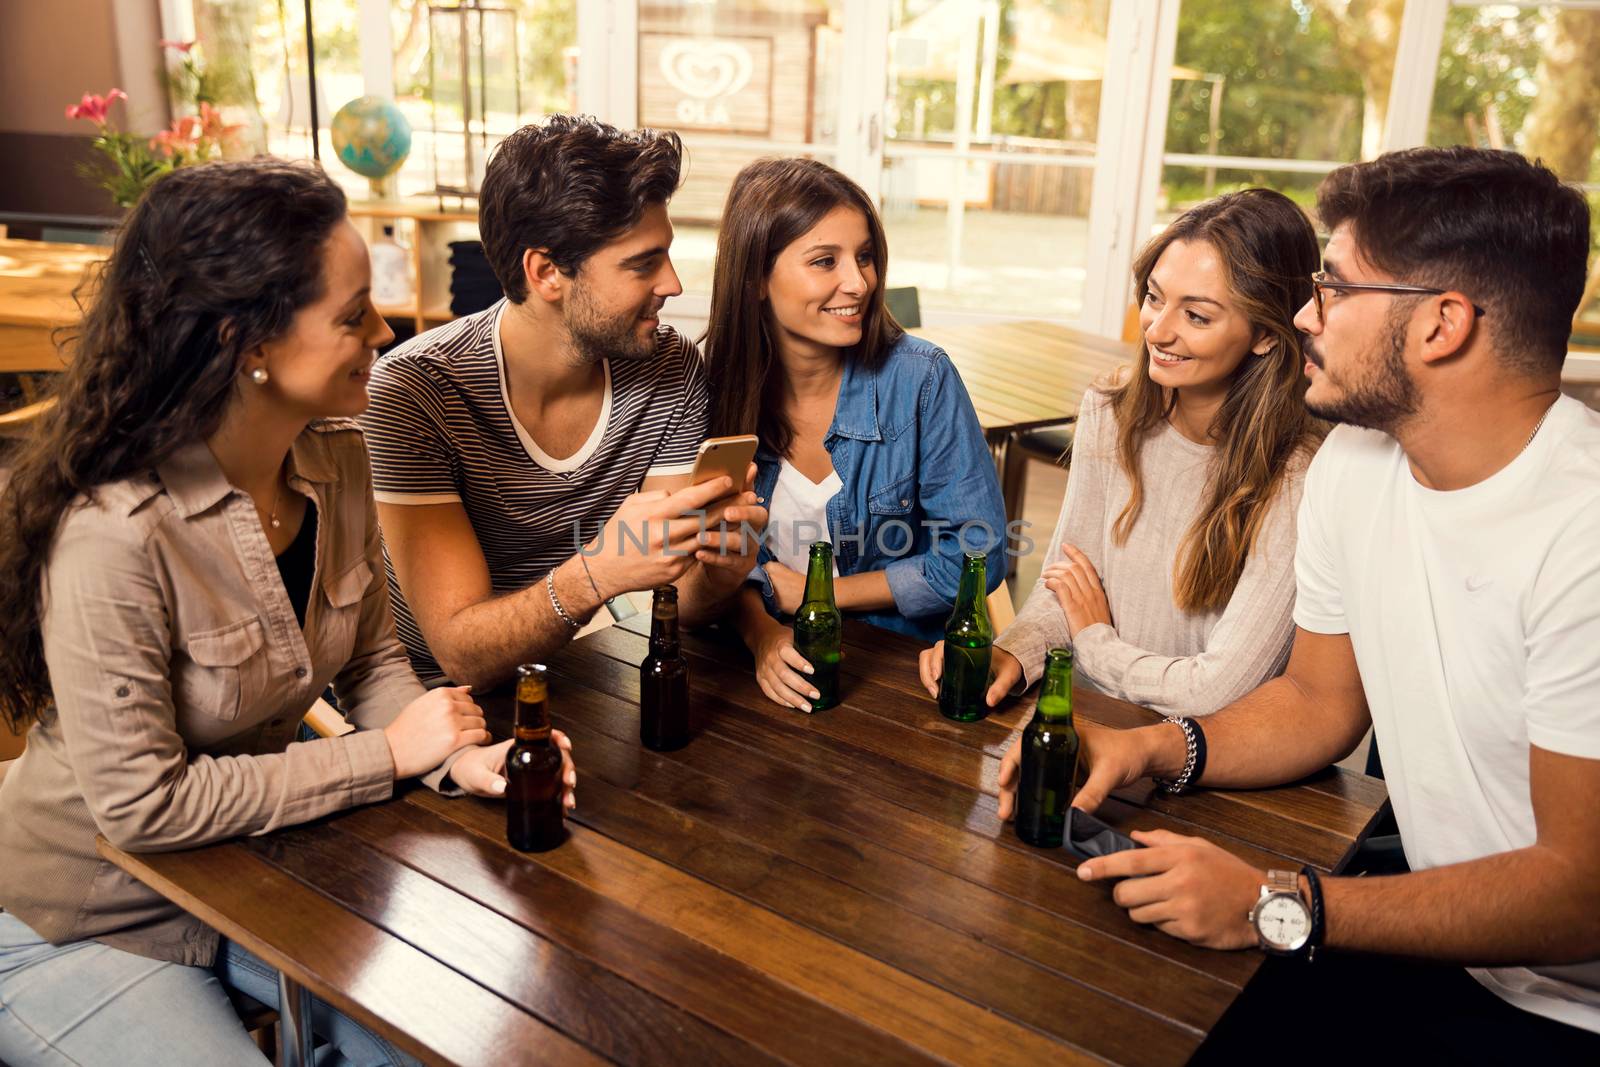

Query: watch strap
[[1300, 865, 1326, 960]]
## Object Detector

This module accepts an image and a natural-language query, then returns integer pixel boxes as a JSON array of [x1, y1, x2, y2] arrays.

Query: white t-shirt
[[764, 459, 843, 576], [1294, 396, 1600, 1032]]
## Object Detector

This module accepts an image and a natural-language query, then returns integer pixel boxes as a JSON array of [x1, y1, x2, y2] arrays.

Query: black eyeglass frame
[[1310, 270, 1486, 322]]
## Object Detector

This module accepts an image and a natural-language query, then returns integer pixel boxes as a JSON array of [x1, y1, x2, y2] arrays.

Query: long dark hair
[[702, 158, 902, 457], [0, 158, 348, 732], [1108, 188, 1323, 613]]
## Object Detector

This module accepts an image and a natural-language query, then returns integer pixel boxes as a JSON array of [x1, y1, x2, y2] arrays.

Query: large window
[[630, 0, 846, 295], [161, 0, 1598, 343], [1159, 0, 1402, 225], [880, 0, 1108, 320]]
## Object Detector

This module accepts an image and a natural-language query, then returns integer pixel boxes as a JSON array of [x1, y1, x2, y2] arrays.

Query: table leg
[[277, 971, 315, 1067]]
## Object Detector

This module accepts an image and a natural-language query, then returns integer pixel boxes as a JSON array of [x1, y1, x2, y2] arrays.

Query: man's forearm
[[1137, 674, 1369, 789], [1322, 847, 1600, 966], [430, 556, 603, 688]]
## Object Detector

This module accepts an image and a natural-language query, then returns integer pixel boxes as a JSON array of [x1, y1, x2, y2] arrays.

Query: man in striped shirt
[[361, 117, 765, 686]]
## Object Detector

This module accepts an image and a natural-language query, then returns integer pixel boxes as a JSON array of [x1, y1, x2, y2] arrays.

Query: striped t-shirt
[[360, 299, 707, 679]]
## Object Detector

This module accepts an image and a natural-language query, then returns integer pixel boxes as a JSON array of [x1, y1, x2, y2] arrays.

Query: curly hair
[[479, 114, 684, 301], [0, 158, 348, 733]]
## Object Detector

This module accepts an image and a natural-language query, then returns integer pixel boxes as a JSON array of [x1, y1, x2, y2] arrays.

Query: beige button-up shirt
[[0, 420, 445, 966]]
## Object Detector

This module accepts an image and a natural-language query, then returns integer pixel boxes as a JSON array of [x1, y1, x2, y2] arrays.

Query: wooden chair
[[886, 286, 922, 329], [996, 305, 1137, 545], [0, 398, 54, 440]]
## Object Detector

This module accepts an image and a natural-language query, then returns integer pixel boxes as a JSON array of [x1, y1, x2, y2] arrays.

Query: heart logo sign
[[660, 39, 754, 101]]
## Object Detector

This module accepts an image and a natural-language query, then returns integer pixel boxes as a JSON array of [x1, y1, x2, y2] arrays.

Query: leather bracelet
[[1155, 716, 1206, 795], [546, 568, 581, 631], [578, 551, 606, 607], [1299, 865, 1326, 961]]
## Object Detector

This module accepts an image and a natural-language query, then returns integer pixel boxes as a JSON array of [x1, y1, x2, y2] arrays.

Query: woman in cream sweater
[[919, 188, 1323, 717]]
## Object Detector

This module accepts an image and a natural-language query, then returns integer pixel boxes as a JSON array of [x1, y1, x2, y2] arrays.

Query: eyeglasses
[[1309, 270, 1486, 324]]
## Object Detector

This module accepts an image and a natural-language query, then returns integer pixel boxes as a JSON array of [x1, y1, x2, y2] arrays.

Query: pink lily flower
[[159, 39, 197, 53], [65, 88, 127, 125]]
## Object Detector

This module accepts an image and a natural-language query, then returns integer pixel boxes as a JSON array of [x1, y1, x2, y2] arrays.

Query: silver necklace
[[1519, 402, 1555, 457]]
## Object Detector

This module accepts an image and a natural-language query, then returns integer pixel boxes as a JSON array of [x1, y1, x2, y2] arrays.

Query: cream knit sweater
[[996, 389, 1309, 716]]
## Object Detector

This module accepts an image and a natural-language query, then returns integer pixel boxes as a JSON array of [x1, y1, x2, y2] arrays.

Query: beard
[[564, 281, 659, 364], [1304, 305, 1419, 434]]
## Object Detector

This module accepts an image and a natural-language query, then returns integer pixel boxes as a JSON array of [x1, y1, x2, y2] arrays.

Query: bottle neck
[[802, 551, 835, 605], [514, 697, 553, 741], [954, 560, 988, 620], [1038, 664, 1073, 722], [650, 604, 680, 653]]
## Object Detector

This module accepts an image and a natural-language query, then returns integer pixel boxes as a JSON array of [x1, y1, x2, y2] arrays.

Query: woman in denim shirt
[[702, 158, 1006, 711]]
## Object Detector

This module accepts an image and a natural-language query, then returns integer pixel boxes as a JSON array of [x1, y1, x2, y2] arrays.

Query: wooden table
[[100, 614, 1386, 1066], [0, 238, 104, 374], [917, 320, 1133, 442]]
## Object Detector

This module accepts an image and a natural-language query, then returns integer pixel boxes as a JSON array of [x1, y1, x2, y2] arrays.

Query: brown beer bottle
[[506, 663, 564, 852], [640, 586, 691, 751]]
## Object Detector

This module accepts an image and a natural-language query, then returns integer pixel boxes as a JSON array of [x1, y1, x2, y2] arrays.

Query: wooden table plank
[[915, 322, 1132, 436], [97, 605, 1385, 1067], [575, 623, 1362, 872], [556, 742, 1203, 1063], [412, 790, 1103, 1067], [0, 238, 101, 373], [240, 818, 784, 1067], [544, 637, 1264, 989], [96, 837, 607, 1067], [336, 799, 944, 1067], [542, 694, 1237, 1036]]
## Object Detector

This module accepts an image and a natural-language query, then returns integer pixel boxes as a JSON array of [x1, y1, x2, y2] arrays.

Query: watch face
[[1255, 894, 1311, 951]]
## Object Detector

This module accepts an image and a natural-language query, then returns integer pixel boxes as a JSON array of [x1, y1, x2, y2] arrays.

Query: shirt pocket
[[176, 617, 269, 721], [314, 557, 372, 667], [867, 475, 916, 518], [864, 475, 919, 560]]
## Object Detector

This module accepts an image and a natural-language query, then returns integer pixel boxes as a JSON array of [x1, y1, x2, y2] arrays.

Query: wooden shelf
[[348, 201, 482, 332], [348, 199, 478, 223]]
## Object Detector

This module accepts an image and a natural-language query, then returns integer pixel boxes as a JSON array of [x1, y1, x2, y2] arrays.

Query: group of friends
[[0, 114, 1595, 1064]]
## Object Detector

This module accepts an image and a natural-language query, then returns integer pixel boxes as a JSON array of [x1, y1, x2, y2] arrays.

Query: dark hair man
[[998, 147, 1600, 1059], [361, 116, 766, 686]]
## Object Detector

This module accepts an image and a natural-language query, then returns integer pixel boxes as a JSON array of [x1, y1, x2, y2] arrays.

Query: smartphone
[[1064, 808, 1145, 865], [689, 434, 759, 506]]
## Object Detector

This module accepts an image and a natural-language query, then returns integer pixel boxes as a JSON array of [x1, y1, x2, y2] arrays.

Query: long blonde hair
[[1109, 188, 1323, 613]]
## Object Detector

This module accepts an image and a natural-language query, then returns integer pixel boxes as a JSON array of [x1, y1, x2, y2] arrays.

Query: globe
[[331, 96, 412, 180]]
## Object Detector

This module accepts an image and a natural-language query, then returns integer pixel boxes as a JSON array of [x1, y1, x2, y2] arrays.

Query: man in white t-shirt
[[997, 147, 1600, 1058]]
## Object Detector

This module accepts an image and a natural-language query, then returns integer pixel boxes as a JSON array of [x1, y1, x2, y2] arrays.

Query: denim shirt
[[749, 332, 1008, 642]]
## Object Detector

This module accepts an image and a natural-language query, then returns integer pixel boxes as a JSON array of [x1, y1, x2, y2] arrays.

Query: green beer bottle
[[792, 541, 842, 712], [1016, 647, 1079, 848], [938, 551, 992, 722]]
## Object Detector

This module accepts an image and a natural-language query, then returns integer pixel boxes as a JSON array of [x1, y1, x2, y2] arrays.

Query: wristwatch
[[1249, 869, 1312, 955]]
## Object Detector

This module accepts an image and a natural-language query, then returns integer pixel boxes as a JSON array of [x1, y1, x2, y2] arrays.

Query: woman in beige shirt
[[919, 188, 1323, 720], [0, 160, 573, 1067]]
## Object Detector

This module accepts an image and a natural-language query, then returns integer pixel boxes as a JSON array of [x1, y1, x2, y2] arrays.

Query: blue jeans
[[0, 910, 419, 1067]]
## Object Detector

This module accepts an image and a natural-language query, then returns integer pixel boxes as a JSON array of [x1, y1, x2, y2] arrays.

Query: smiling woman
[[702, 157, 1008, 711], [961, 187, 1324, 722], [0, 158, 551, 1067]]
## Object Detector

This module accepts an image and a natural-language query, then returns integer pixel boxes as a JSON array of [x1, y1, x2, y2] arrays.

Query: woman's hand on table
[[918, 641, 1023, 706], [384, 685, 489, 778], [448, 731, 578, 809]]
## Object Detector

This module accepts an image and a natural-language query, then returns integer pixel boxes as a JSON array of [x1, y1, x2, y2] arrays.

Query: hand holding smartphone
[[1064, 808, 1145, 865], [689, 435, 759, 524]]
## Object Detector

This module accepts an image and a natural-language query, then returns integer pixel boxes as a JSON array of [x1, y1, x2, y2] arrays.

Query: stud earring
[[249, 368, 269, 385]]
